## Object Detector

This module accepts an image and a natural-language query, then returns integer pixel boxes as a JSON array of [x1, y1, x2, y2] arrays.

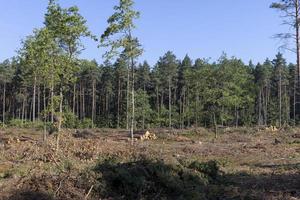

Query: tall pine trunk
[[73, 84, 76, 114], [130, 57, 135, 145], [279, 68, 282, 127], [168, 78, 172, 129], [126, 65, 130, 130], [92, 79, 96, 128], [32, 75, 37, 122], [117, 78, 121, 129], [2, 83, 6, 127]]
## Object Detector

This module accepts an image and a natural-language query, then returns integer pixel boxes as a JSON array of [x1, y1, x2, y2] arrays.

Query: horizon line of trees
[[1, 51, 298, 129]]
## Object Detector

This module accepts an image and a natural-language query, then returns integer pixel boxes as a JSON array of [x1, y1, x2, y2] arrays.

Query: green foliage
[[63, 110, 79, 129], [90, 158, 221, 200], [100, 0, 142, 60], [188, 160, 219, 180], [79, 118, 93, 129], [135, 89, 152, 128], [8, 119, 44, 129]]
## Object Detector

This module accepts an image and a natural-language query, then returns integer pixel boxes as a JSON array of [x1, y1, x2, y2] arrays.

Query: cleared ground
[[0, 127, 299, 199]]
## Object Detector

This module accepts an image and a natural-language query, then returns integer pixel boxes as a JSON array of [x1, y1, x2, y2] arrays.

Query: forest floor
[[0, 127, 299, 200]]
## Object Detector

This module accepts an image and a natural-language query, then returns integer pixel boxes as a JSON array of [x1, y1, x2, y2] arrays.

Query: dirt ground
[[0, 127, 299, 200]]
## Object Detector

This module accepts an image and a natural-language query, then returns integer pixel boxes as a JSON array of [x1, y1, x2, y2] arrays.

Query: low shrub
[[84, 158, 221, 200], [63, 111, 79, 129], [79, 118, 93, 129], [8, 119, 44, 129]]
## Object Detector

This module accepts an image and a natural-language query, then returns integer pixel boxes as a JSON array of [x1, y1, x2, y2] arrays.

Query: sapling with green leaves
[[100, 0, 143, 144]]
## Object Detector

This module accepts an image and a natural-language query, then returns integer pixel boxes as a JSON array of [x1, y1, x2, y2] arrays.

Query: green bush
[[86, 158, 221, 200], [8, 119, 44, 129], [79, 118, 93, 129], [188, 160, 219, 180], [63, 111, 79, 129], [0, 122, 6, 128]]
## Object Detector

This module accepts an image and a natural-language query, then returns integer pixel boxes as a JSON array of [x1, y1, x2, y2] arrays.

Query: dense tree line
[[0, 0, 299, 130], [0, 51, 297, 129]]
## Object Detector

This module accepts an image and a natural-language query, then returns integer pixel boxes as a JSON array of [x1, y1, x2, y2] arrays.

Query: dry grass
[[0, 127, 299, 199]]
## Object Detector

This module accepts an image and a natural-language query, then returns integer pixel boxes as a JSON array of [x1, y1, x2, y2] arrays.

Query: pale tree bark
[[73, 84, 76, 114], [2, 83, 6, 127], [168, 77, 172, 129], [117, 78, 121, 129], [92, 79, 96, 128], [37, 86, 40, 120], [126, 66, 130, 130], [32, 75, 37, 122], [130, 57, 135, 145], [51, 74, 54, 123], [279, 67, 282, 127]]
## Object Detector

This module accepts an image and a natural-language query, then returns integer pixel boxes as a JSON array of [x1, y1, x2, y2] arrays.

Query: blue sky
[[0, 0, 296, 65]]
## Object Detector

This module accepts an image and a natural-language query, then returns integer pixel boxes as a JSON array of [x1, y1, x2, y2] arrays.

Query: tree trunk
[[2, 83, 6, 127], [258, 89, 262, 125], [279, 68, 282, 127], [73, 84, 76, 114], [82, 85, 85, 119], [130, 57, 135, 145], [213, 112, 217, 139], [126, 65, 130, 130], [58, 89, 63, 132], [235, 105, 238, 128], [142, 84, 146, 129], [22, 97, 25, 124], [294, 0, 300, 124], [117, 78, 121, 129], [32, 75, 37, 122], [43, 85, 47, 142], [92, 79, 96, 128], [37, 85, 41, 120], [168, 78, 172, 129], [51, 75, 54, 123]]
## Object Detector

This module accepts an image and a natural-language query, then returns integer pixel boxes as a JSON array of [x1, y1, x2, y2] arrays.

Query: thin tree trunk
[[37, 85, 41, 120], [126, 65, 130, 130], [142, 84, 146, 129], [279, 69, 282, 127], [258, 89, 262, 125], [80, 82, 82, 119], [130, 56, 135, 145], [213, 112, 217, 139], [22, 97, 25, 124], [82, 85, 85, 119], [73, 84, 76, 114], [92, 79, 96, 128], [235, 105, 238, 128], [168, 78, 172, 129], [58, 89, 63, 132], [156, 86, 159, 122], [51, 75, 54, 123], [32, 75, 36, 122], [117, 78, 121, 129], [43, 85, 47, 142], [2, 83, 6, 127], [295, 0, 300, 123]]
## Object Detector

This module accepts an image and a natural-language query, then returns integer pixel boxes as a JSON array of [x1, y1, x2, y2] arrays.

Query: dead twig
[[55, 180, 63, 196], [84, 185, 94, 200]]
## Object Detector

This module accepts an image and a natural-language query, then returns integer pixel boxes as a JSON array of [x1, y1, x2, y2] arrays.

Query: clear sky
[[0, 0, 296, 66]]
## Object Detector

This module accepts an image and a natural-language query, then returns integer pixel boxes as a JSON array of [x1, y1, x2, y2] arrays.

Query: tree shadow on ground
[[223, 163, 300, 199]]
